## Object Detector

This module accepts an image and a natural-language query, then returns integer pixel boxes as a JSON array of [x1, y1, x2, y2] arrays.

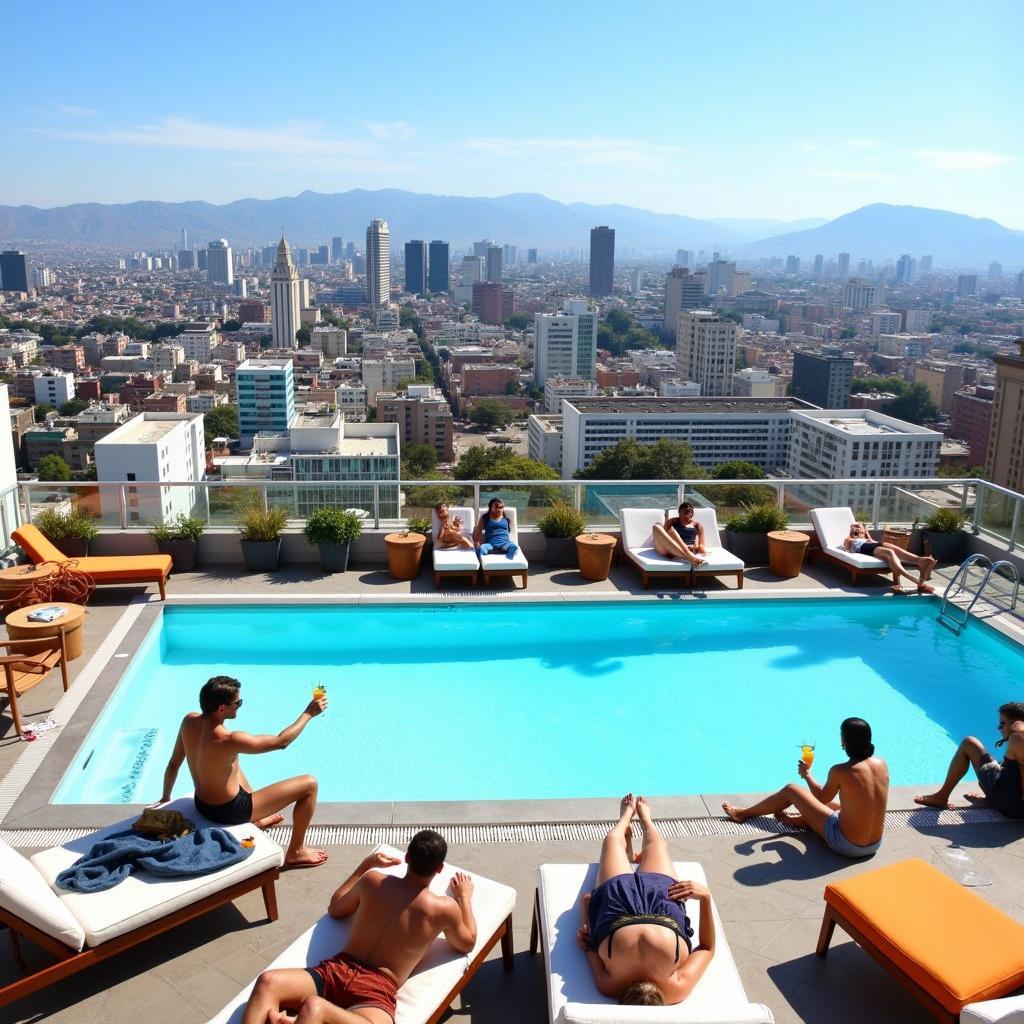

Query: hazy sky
[[7, 1, 1022, 226]]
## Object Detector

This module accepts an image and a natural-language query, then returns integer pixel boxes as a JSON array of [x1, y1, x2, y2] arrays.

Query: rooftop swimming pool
[[54, 600, 1022, 805]]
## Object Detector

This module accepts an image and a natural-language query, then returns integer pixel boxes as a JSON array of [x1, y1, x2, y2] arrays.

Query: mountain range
[[1, 190, 1022, 267]]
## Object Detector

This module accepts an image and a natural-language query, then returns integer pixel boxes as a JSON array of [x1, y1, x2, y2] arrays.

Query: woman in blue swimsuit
[[473, 498, 520, 559], [652, 502, 707, 566], [576, 794, 715, 1005]]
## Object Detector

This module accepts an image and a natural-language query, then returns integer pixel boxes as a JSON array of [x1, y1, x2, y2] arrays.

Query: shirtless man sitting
[[914, 701, 1024, 819], [434, 503, 474, 550], [243, 830, 477, 1024], [722, 717, 889, 858], [158, 675, 328, 869]]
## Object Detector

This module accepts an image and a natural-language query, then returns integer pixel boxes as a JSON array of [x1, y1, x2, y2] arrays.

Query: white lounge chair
[[0, 796, 282, 1008], [531, 861, 774, 1024], [210, 843, 517, 1024], [431, 504, 480, 589], [618, 508, 695, 589], [477, 505, 529, 589], [675, 508, 745, 590], [962, 996, 1024, 1022], [809, 507, 892, 585]]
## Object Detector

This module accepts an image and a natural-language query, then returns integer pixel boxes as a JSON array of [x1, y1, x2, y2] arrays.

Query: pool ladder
[[937, 554, 1020, 634]]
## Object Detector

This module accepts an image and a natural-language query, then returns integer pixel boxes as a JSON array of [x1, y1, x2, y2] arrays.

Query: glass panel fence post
[[473, 482, 480, 514], [971, 480, 983, 535], [776, 481, 785, 511], [20, 484, 31, 524], [871, 481, 881, 529], [119, 483, 127, 529], [1010, 499, 1021, 554], [574, 482, 582, 513], [261, 486, 269, 513], [373, 484, 380, 529]]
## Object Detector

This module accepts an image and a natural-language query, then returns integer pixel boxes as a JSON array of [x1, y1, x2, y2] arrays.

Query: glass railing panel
[[478, 483, 577, 529], [578, 481, 679, 529], [688, 481, 780, 530], [399, 481, 475, 531], [881, 480, 970, 531], [780, 481, 869, 529], [206, 484, 270, 528], [976, 482, 1017, 547], [22, 483, 124, 530]]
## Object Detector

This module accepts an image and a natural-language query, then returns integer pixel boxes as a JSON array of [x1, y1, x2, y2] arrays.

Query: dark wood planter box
[[54, 537, 90, 558], [241, 538, 282, 572], [318, 541, 351, 573], [723, 530, 769, 565], [544, 536, 578, 568], [157, 539, 198, 573], [924, 530, 966, 564]]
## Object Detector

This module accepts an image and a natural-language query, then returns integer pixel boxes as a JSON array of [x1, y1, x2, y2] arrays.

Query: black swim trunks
[[195, 787, 253, 825], [977, 753, 1024, 819], [589, 872, 693, 957]]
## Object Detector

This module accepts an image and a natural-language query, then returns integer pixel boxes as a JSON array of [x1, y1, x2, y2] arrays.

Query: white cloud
[[842, 137, 879, 149], [911, 149, 1016, 171], [363, 121, 415, 141], [461, 136, 684, 170], [802, 168, 895, 181], [56, 104, 97, 116]]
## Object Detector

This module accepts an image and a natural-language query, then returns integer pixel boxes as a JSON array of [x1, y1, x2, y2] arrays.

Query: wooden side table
[[576, 533, 617, 581], [6, 602, 87, 661], [384, 533, 427, 581], [0, 563, 56, 601], [767, 530, 810, 579]]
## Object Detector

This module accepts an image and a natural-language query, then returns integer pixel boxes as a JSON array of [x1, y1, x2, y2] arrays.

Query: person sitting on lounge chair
[[434, 503, 474, 550], [843, 522, 936, 593], [158, 675, 328, 869], [576, 794, 714, 1006], [914, 701, 1024, 819], [652, 502, 707, 566], [722, 718, 889, 859], [474, 498, 519, 559], [242, 830, 477, 1024]]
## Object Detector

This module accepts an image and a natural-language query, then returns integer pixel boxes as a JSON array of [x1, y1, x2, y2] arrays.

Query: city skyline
[[5, 1, 1022, 226]]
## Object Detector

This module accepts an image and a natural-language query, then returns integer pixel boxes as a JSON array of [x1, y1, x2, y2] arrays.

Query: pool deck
[[2, 562, 1024, 1023]]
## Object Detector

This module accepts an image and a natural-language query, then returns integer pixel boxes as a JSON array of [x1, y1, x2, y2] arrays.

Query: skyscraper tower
[[270, 234, 302, 348], [331, 236, 344, 263], [428, 240, 450, 293], [206, 239, 233, 286], [486, 245, 503, 284], [181, 227, 189, 252], [589, 226, 615, 297], [837, 252, 851, 279], [366, 219, 391, 310], [404, 240, 427, 295], [0, 250, 32, 294]]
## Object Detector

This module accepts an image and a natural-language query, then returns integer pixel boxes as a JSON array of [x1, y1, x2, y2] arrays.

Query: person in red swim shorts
[[242, 830, 477, 1023]]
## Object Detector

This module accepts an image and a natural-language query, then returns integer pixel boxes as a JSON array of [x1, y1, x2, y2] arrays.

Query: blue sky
[[6, 0, 1023, 226]]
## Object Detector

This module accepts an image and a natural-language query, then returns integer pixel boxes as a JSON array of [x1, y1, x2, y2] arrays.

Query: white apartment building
[[878, 334, 933, 358], [311, 326, 348, 357], [534, 300, 598, 385], [676, 310, 738, 397], [731, 368, 779, 397], [33, 372, 74, 407], [366, 219, 391, 311], [178, 322, 219, 362], [658, 378, 702, 398], [742, 314, 779, 334], [151, 344, 185, 372], [206, 239, 233, 286], [527, 414, 563, 474], [903, 308, 931, 333], [869, 311, 903, 337], [186, 391, 228, 414], [271, 236, 302, 349], [212, 339, 247, 363], [361, 357, 417, 404], [95, 412, 206, 525], [336, 382, 368, 419], [842, 278, 880, 312], [544, 377, 598, 413], [0, 330, 39, 365], [375, 307, 400, 331]]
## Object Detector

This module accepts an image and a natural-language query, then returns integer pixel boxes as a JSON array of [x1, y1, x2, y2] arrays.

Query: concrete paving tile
[[171, 964, 248, 1015]]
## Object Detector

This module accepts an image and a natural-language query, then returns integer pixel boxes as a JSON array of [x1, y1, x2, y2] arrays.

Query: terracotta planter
[[576, 534, 616, 581], [385, 533, 426, 580], [767, 530, 809, 579]]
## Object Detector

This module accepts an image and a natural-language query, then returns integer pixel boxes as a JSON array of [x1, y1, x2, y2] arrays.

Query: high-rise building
[[486, 245, 503, 284], [181, 227, 189, 252], [270, 235, 302, 348], [315, 244, 330, 265], [527, 248, 538, 264], [957, 274, 978, 298], [706, 258, 736, 296], [984, 339, 1024, 492], [589, 226, 615, 297], [919, 255, 933, 275], [1016, 270, 1024, 300], [952, 385, 994, 467], [376, 384, 454, 460], [675, 310, 739, 397], [236, 358, 296, 444], [837, 252, 851, 279], [791, 351, 854, 409], [366, 219, 390, 310], [915, 361, 965, 416], [0, 250, 32, 293], [534, 300, 598, 384], [813, 254, 824, 278], [206, 239, 233, 286], [676, 250, 692, 268], [178, 250, 195, 271], [664, 267, 707, 331], [989, 261, 1004, 280], [502, 243, 517, 266], [895, 254, 916, 283], [473, 240, 496, 260], [345, 241, 356, 259], [404, 240, 427, 295], [428, 240, 450, 293], [471, 282, 513, 324], [331, 236, 344, 263], [842, 278, 880, 311], [784, 255, 801, 275]]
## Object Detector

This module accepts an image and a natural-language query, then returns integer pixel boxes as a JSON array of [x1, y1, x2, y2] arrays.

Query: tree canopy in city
[[37, 454, 72, 481], [58, 399, 89, 417], [403, 443, 439, 477], [576, 438, 705, 480], [203, 403, 239, 446], [453, 445, 558, 482], [469, 399, 515, 431]]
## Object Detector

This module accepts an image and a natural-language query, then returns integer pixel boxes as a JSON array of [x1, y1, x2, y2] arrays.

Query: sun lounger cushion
[[618, 509, 690, 574], [825, 859, 1024, 1015], [13, 524, 172, 581], [809, 508, 887, 571], [962, 996, 1024, 1023], [478, 506, 529, 571], [209, 843, 517, 1024], [675, 509, 745, 574], [432, 506, 481, 572], [0, 837, 86, 951], [539, 861, 774, 1024], [29, 797, 283, 948]]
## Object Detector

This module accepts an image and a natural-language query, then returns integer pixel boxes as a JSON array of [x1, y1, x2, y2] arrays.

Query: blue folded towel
[[56, 827, 252, 893]]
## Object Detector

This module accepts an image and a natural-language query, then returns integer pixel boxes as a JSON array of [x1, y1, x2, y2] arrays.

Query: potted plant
[[406, 516, 432, 541], [235, 497, 289, 572], [34, 507, 98, 557], [723, 502, 790, 565], [537, 501, 587, 568], [150, 514, 206, 573], [923, 507, 967, 563], [303, 507, 363, 573]]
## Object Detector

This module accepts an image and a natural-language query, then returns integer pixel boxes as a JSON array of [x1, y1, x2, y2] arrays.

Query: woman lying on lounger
[[576, 794, 715, 1005], [843, 522, 937, 593], [652, 502, 707, 566]]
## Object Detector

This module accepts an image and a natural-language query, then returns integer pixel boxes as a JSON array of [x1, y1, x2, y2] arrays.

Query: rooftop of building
[[96, 411, 200, 445], [791, 408, 941, 437], [565, 397, 813, 415], [237, 358, 293, 371]]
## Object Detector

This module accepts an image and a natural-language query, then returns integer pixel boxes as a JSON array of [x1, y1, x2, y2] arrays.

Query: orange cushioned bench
[[13, 525, 172, 601], [817, 858, 1024, 1022]]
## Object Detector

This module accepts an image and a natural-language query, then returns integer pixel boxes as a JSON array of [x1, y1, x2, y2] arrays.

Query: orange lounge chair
[[12, 524, 171, 601], [817, 858, 1024, 1022]]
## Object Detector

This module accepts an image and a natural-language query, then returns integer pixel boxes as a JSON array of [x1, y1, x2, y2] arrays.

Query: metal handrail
[[938, 554, 1021, 634]]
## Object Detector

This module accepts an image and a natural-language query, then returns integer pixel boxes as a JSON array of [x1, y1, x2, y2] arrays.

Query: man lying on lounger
[[243, 830, 477, 1024], [722, 718, 889, 858], [577, 794, 715, 1006], [157, 675, 328, 869], [914, 701, 1024, 818]]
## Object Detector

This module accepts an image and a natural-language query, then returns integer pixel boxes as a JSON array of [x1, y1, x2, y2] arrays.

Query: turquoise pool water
[[53, 600, 1023, 804]]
